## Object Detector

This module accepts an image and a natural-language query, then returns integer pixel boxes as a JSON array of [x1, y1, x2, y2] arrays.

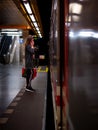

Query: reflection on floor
[[0, 63, 48, 116], [0, 63, 25, 116], [0, 64, 48, 130]]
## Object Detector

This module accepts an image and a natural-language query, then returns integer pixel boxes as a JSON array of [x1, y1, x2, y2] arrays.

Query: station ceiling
[[0, 0, 52, 41]]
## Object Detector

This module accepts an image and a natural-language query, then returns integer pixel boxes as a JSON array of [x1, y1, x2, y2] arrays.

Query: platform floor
[[0, 64, 48, 130]]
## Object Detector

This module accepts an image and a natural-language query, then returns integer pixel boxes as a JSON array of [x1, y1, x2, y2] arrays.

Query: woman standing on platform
[[25, 35, 37, 92]]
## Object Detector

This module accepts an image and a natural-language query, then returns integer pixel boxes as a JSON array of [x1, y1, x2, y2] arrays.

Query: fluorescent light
[[30, 14, 36, 22], [39, 33, 42, 38], [24, 2, 32, 14], [22, 1, 42, 37], [33, 22, 38, 28], [36, 28, 39, 31], [37, 30, 41, 34], [1, 31, 22, 36]]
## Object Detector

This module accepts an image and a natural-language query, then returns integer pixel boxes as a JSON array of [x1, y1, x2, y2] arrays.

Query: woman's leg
[[26, 68, 31, 88], [25, 68, 35, 92]]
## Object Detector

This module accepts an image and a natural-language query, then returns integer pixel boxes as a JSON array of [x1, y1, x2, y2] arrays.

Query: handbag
[[32, 68, 37, 79], [22, 67, 27, 78], [22, 67, 37, 79]]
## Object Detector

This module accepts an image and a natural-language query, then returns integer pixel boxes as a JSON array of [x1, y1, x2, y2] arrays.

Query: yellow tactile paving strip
[[37, 66, 48, 72]]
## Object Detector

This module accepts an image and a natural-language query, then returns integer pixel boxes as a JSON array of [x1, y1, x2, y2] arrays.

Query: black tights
[[26, 69, 32, 87]]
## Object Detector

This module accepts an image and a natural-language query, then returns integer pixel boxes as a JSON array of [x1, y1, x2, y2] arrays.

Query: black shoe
[[26, 87, 35, 92]]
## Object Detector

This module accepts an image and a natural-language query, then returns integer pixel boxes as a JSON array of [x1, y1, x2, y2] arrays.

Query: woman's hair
[[25, 35, 34, 46]]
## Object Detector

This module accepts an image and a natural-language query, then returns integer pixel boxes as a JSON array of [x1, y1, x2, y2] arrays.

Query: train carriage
[[49, 0, 98, 130]]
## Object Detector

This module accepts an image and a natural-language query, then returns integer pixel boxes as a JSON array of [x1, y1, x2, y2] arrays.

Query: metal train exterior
[[49, 0, 98, 130]]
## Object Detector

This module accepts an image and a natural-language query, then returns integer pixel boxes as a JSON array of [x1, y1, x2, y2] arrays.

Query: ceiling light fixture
[[30, 14, 36, 22], [22, 1, 42, 37], [24, 2, 32, 14], [33, 22, 38, 28]]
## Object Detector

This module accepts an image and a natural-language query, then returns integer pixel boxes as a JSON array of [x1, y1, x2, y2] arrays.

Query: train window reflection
[[78, 31, 94, 37], [69, 3, 82, 14], [69, 30, 98, 39], [69, 31, 74, 38]]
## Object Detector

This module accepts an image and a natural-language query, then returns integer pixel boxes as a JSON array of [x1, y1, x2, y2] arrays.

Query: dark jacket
[[25, 44, 35, 69]]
